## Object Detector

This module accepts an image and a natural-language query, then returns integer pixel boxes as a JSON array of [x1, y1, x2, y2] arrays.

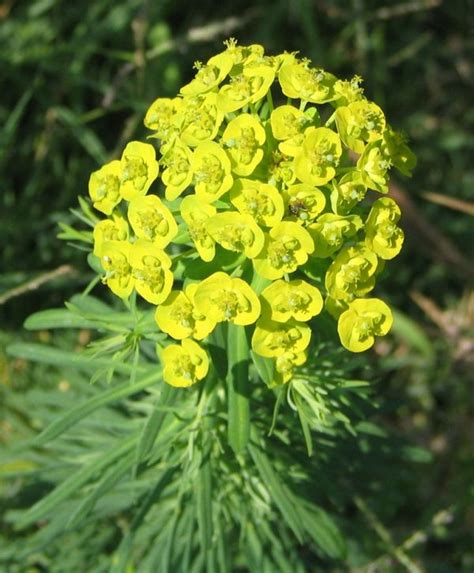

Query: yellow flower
[[229, 178, 284, 227], [179, 93, 224, 148], [335, 100, 385, 153], [274, 350, 307, 385], [191, 141, 233, 202], [222, 114, 266, 176], [92, 214, 129, 256], [161, 140, 194, 201], [283, 183, 326, 223], [127, 195, 178, 248], [251, 317, 311, 357], [119, 141, 159, 200], [365, 197, 404, 260], [278, 61, 336, 103], [217, 65, 275, 113], [260, 279, 323, 322], [325, 244, 379, 302], [161, 338, 209, 387], [308, 213, 363, 258], [180, 53, 234, 96], [144, 97, 182, 142], [330, 170, 367, 215], [219, 39, 265, 67], [193, 272, 261, 325], [253, 222, 314, 279], [382, 129, 417, 177], [88, 160, 122, 215], [294, 127, 342, 186], [129, 239, 173, 305], [357, 141, 391, 194], [270, 104, 307, 141], [155, 284, 216, 340], [99, 240, 134, 299], [333, 76, 365, 107], [268, 150, 296, 187], [180, 195, 216, 262], [337, 298, 393, 352], [207, 212, 265, 259]]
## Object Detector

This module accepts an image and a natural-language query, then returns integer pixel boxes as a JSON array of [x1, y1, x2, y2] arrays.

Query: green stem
[[226, 322, 250, 454]]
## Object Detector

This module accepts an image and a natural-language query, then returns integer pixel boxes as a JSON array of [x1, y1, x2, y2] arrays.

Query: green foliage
[[1, 1, 472, 572]]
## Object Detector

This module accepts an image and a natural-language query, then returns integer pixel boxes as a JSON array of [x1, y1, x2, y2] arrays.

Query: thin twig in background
[[422, 192, 474, 216], [0, 265, 76, 306]]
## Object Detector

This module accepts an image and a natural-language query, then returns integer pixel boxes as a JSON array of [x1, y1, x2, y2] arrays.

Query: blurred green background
[[1, 0, 472, 571]]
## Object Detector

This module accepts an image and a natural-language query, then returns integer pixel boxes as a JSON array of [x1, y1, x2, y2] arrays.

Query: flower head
[[99, 240, 134, 299], [294, 127, 342, 186], [222, 114, 266, 176], [260, 279, 323, 322], [88, 160, 122, 215], [128, 195, 177, 248], [130, 240, 173, 305], [365, 197, 404, 260], [252, 317, 311, 357]]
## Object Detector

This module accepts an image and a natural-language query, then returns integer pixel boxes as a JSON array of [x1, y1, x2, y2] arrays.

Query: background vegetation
[[1, 0, 472, 571]]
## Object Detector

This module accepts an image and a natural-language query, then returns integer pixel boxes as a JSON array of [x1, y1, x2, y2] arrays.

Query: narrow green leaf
[[298, 503, 346, 559], [7, 342, 148, 375], [15, 438, 136, 528], [134, 384, 174, 471], [32, 369, 162, 445], [250, 350, 275, 386], [24, 308, 97, 330], [249, 442, 304, 542], [67, 450, 136, 528], [197, 454, 213, 558], [226, 323, 250, 454]]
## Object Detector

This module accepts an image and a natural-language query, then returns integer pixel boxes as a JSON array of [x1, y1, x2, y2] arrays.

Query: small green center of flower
[[212, 289, 250, 321], [136, 209, 169, 241], [268, 237, 299, 268], [121, 156, 148, 190], [214, 224, 255, 252], [170, 300, 195, 329], [133, 256, 165, 293], [95, 174, 120, 201]]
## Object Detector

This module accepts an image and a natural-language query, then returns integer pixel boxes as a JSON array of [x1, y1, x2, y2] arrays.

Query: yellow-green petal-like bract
[[99, 240, 134, 299], [88, 160, 122, 215], [260, 279, 323, 323], [129, 240, 173, 305], [193, 272, 261, 326], [161, 338, 209, 387], [128, 195, 178, 248], [337, 298, 393, 352], [252, 317, 311, 358], [119, 141, 159, 200]]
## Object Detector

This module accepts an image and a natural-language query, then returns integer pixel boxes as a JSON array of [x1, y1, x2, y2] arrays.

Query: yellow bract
[[284, 183, 326, 223], [193, 272, 261, 326], [308, 213, 363, 258], [88, 160, 122, 215], [207, 212, 265, 259], [222, 114, 266, 176], [161, 338, 209, 387], [230, 179, 284, 228], [251, 317, 311, 358], [180, 195, 216, 262], [335, 100, 385, 153], [129, 240, 173, 305], [338, 298, 393, 352], [179, 93, 224, 148], [217, 65, 275, 113], [144, 97, 182, 141], [325, 244, 379, 302], [93, 214, 129, 256], [180, 53, 233, 96], [155, 284, 216, 340], [294, 127, 342, 186], [128, 195, 177, 248], [253, 222, 314, 279], [119, 141, 159, 200], [192, 141, 233, 202], [161, 140, 193, 200], [278, 61, 336, 103], [260, 279, 323, 323], [274, 351, 307, 385], [99, 240, 134, 299], [365, 197, 404, 260]]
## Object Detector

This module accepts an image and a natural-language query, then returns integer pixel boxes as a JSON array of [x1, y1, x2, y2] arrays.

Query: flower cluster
[[87, 40, 415, 388]]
